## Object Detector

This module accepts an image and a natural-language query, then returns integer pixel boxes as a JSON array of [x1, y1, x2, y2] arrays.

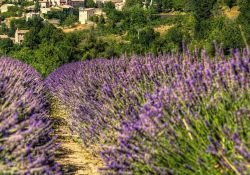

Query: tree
[[238, 0, 250, 25], [62, 14, 78, 27], [125, 0, 143, 7], [192, 0, 217, 21], [103, 1, 115, 12], [34, 0, 40, 12], [237, 0, 250, 48], [0, 39, 13, 54], [84, 0, 96, 8], [33, 42, 66, 77], [191, 0, 217, 38]]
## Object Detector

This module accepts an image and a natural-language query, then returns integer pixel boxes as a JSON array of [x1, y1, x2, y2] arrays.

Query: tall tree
[[191, 0, 217, 38]]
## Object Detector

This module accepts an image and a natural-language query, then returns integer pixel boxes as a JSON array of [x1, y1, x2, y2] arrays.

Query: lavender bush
[[0, 58, 61, 174], [46, 49, 249, 174], [46, 55, 182, 147], [45, 59, 129, 146], [101, 49, 250, 174]]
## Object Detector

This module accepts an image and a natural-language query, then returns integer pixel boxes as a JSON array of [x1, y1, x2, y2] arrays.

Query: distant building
[[24, 5, 36, 11], [70, 0, 84, 7], [39, 0, 50, 8], [79, 7, 95, 24], [40, 7, 51, 14], [26, 12, 40, 21], [0, 4, 15, 13], [94, 0, 125, 10], [14, 29, 29, 44]]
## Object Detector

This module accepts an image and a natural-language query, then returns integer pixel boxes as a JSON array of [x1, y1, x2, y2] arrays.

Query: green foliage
[[0, 24, 8, 34], [191, 0, 217, 39], [0, 0, 249, 77], [207, 18, 245, 54], [46, 10, 67, 23], [84, 0, 96, 8], [154, 0, 173, 12], [172, 0, 192, 11], [103, 1, 116, 12], [34, 1, 40, 12], [125, 0, 143, 7], [192, 0, 217, 20], [238, 0, 250, 25], [0, 38, 13, 54], [79, 32, 120, 60], [128, 27, 159, 47], [8, 18, 28, 37], [62, 14, 78, 27], [0, 5, 23, 18]]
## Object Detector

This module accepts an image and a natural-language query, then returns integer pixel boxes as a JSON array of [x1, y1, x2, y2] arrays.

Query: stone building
[[69, 0, 84, 7], [0, 4, 15, 13], [39, 0, 50, 8], [26, 12, 40, 21], [14, 29, 29, 44], [79, 7, 95, 24]]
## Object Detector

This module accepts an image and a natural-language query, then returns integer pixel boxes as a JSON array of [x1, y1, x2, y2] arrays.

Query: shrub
[[0, 58, 60, 174], [101, 49, 250, 174], [46, 49, 250, 174], [45, 59, 128, 147]]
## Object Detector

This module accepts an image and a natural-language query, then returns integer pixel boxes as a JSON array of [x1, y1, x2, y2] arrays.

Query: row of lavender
[[46, 49, 250, 174], [0, 58, 61, 174]]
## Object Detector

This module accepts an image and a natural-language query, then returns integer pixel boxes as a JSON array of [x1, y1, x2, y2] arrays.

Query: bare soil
[[51, 104, 103, 175]]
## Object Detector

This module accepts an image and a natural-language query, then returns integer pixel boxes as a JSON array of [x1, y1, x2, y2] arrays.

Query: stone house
[[39, 0, 50, 8], [14, 29, 29, 44], [26, 12, 40, 21], [79, 7, 95, 24], [69, 0, 84, 7], [0, 4, 15, 13]]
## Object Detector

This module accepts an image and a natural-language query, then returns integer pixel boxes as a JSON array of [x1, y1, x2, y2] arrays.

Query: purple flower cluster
[[45, 59, 128, 146], [101, 49, 250, 174], [46, 49, 250, 174], [0, 58, 61, 174]]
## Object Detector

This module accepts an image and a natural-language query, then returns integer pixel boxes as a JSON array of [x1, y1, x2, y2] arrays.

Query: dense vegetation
[[0, 1, 249, 174], [46, 49, 250, 174], [0, 58, 60, 174], [0, 0, 249, 76]]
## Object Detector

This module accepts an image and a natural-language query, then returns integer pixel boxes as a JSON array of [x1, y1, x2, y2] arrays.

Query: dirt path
[[51, 104, 103, 175]]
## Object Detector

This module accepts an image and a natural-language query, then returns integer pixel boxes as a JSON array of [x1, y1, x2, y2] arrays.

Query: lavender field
[[0, 48, 250, 174]]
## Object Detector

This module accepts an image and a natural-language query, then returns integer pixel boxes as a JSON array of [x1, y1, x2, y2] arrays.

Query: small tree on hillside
[[191, 0, 217, 38]]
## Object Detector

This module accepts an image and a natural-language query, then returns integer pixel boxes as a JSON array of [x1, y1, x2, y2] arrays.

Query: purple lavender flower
[[0, 58, 61, 174]]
